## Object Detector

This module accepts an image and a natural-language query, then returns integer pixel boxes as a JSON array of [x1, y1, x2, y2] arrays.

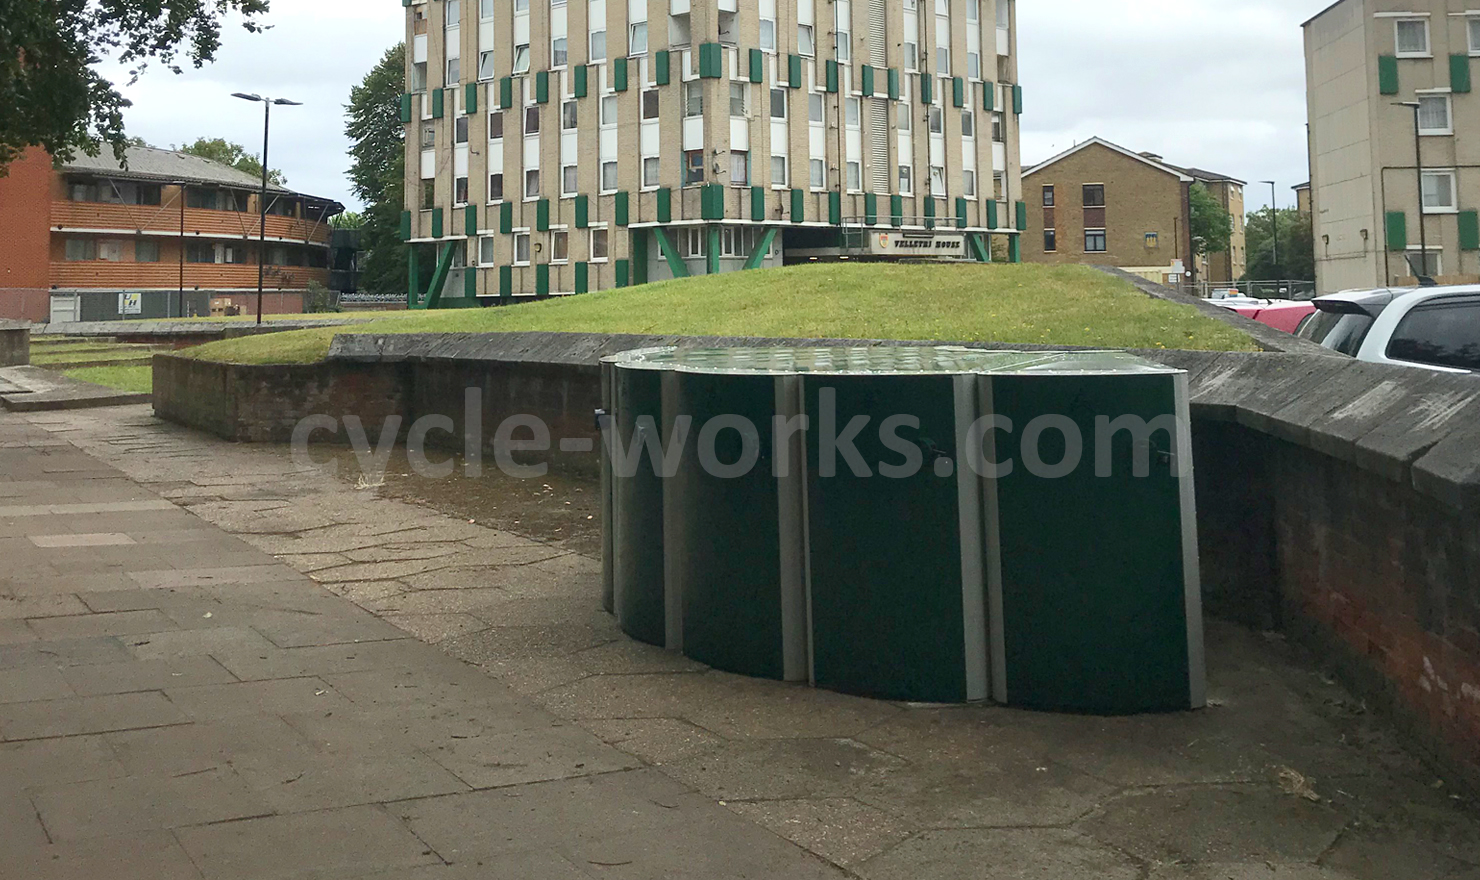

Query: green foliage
[[303, 280, 339, 313], [1189, 183, 1233, 256], [330, 211, 365, 229], [177, 137, 285, 185], [345, 44, 407, 298], [1244, 207, 1315, 282], [0, 0, 269, 172]]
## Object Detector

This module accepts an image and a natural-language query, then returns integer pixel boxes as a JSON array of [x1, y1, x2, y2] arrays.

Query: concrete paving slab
[[175, 805, 443, 880], [0, 735, 126, 789], [163, 676, 351, 720], [208, 638, 435, 681], [0, 690, 188, 740], [726, 797, 913, 868], [856, 827, 1141, 880], [59, 656, 238, 696], [26, 609, 176, 641], [0, 635, 132, 669], [0, 664, 73, 703], [125, 626, 278, 661], [29, 767, 273, 841], [4, 830, 207, 880], [0, 618, 35, 645], [28, 532, 135, 547]]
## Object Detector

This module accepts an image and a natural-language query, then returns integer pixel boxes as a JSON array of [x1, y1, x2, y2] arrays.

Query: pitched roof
[[1023, 137, 1194, 182], [62, 145, 315, 199], [1175, 166, 1247, 187]]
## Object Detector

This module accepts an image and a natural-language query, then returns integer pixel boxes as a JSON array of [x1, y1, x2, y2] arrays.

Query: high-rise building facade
[[401, 0, 1023, 301], [1305, 0, 1480, 294]]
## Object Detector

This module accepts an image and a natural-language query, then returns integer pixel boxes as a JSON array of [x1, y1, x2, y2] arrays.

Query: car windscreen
[[1386, 299, 1480, 371], [1299, 309, 1376, 357]]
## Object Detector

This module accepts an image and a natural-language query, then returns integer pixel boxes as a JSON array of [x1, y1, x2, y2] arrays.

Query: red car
[[1211, 297, 1317, 334]]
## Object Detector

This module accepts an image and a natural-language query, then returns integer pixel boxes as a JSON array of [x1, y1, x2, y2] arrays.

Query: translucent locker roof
[[605, 346, 1182, 377]]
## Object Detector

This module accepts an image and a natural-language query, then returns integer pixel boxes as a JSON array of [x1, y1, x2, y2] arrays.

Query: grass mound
[[63, 365, 153, 394]]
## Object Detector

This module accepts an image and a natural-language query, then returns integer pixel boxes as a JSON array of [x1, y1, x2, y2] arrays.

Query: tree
[[1244, 207, 1315, 283], [331, 211, 365, 229], [0, 0, 269, 173], [177, 137, 286, 185], [345, 44, 408, 298], [1189, 183, 1233, 256]]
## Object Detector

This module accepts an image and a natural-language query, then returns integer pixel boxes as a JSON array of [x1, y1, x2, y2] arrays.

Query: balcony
[[49, 261, 329, 291], [50, 200, 333, 246]]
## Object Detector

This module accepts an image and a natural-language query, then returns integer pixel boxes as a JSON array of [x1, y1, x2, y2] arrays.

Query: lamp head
[[272, 98, 303, 106], [231, 92, 263, 102], [1394, 101, 1422, 109]]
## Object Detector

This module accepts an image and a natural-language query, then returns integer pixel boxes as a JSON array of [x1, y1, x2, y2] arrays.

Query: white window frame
[[551, 36, 569, 69], [1421, 169, 1458, 213], [1395, 17, 1431, 58], [798, 24, 815, 57], [590, 225, 610, 262], [629, 21, 648, 56], [513, 230, 532, 266], [771, 154, 789, 188], [810, 158, 826, 191], [478, 235, 497, 266], [512, 44, 531, 74], [551, 227, 570, 264], [600, 160, 619, 194], [1469, 16, 1480, 56], [642, 156, 661, 190], [1417, 93, 1453, 136]]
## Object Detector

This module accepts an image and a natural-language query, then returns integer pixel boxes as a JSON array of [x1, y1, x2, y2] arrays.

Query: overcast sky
[[103, 0, 1333, 213]]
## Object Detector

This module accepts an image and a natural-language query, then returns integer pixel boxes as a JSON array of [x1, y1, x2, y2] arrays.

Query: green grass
[[183, 264, 1258, 366], [32, 348, 157, 366], [63, 365, 153, 394]]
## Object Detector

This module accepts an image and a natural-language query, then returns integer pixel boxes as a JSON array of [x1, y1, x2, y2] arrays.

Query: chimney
[[1139, 151, 1164, 163]]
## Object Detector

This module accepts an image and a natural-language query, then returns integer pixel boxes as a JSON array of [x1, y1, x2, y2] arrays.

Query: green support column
[[1009, 234, 1022, 263], [632, 228, 649, 284], [706, 225, 720, 275], [743, 227, 777, 270], [407, 244, 420, 308], [420, 242, 458, 310], [652, 227, 689, 278], [499, 265, 512, 301], [968, 233, 991, 263]]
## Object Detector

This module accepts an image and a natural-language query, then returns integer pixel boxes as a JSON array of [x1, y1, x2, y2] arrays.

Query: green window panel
[[788, 54, 803, 89], [431, 207, 444, 239], [1453, 55, 1472, 93], [500, 76, 514, 108], [983, 80, 995, 111], [657, 188, 673, 223], [890, 194, 903, 227], [924, 198, 936, 229], [465, 205, 478, 236], [399, 94, 413, 123], [826, 60, 839, 93], [1016, 200, 1028, 232], [861, 65, 875, 97], [952, 76, 964, 108], [864, 193, 878, 226], [1378, 55, 1399, 95], [1008, 233, 1021, 263], [399, 210, 412, 242], [499, 202, 513, 234], [536, 263, 550, 297], [702, 184, 725, 221], [431, 88, 445, 118], [791, 188, 805, 223], [1386, 211, 1407, 251], [536, 198, 551, 231], [828, 191, 842, 226], [575, 261, 590, 293], [615, 191, 630, 226], [574, 64, 589, 97], [465, 83, 478, 114], [699, 43, 723, 78], [751, 186, 766, 221], [1013, 84, 1023, 114], [615, 258, 630, 288], [464, 266, 478, 298], [985, 199, 999, 230], [920, 75, 933, 105], [656, 50, 671, 85], [575, 195, 589, 228], [535, 70, 549, 103], [888, 68, 900, 100], [749, 48, 764, 83], [956, 197, 968, 228], [499, 265, 512, 300], [613, 57, 629, 92], [1461, 211, 1480, 251]]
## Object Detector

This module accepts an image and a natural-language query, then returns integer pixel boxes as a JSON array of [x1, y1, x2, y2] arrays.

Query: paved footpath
[[5, 405, 1480, 880]]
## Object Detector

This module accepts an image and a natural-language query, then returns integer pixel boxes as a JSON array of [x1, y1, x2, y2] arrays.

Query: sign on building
[[118, 292, 142, 316], [867, 231, 967, 259]]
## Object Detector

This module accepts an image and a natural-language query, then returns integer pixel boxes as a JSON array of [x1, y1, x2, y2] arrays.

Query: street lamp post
[[1259, 180, 1278, 288], [231, 93, 302, 325], [1395, 101, 1427, 281]]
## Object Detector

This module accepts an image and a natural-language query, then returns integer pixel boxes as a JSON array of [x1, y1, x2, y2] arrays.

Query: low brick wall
[[0, 321, 29, 366]]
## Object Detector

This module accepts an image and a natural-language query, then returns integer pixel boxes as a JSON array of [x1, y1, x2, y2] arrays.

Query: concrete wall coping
[[0, 320, 32, 331], [43, 318, 365, 339], [320, 331, 1480, 510]]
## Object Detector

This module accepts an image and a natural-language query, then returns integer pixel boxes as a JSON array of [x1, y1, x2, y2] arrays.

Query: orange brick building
[[0, 145, 342, 322]]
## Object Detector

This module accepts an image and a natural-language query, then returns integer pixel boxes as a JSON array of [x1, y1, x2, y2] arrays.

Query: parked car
[[1295, 286, 1480, 373], [1210, 297, 1317, 334]]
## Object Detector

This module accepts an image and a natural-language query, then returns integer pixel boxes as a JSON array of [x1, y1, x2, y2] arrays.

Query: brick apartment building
[[402, 0, 1026, 301], [0, 145, 342, 323], [1021, 137, 1246, 286]]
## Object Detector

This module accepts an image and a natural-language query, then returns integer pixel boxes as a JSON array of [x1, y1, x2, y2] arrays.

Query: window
[[835, 22, 850, 62], [455, 176, 469, 204], [446, 0, 461, 25], [562, 164, 578, 195], [1395, 18, 1430, 57], [899, 164, 913, 194], [760, 18, 776, 52], [489, 172, 504, 201], [642, 89, 660, 119], [184, 241, 215, 263], [643, 157, 661, 187], [670, 11, 692, 46], [991, 112, 1004, 142], [421, 180, 436, 209], [479, 235, 496, 265], [730, 82, 748, 117], [928, 105, 943, 134], [1470, 17, 1480, 55], [798, 24, 815, 57], [846, 161, 862, 192], [685, 149, 706, 185], [1406, 250, 1443, 279], [771, 155, 788, 186], [904, 41, 918, 72], [845, 97, 860, 127], [514, 0, 528, 9], [479, 51, 495, 80], [960, 111, 974, 138], [1085, 229, 1107, 252], [601, 94, 618, 125], [731, 150, 750, 185], [524, 106, 541, 135], [1083, 184, 1105, 207], [421, 125, 436, 148], [963, 169, 976, 197], [513, 44, 531, 73], [525, 168, 540, 198], [770, 88, 787, 119], [967, 0, 979, 22], [1042, 185, 1054, 207], [591, 29, 607, 61], [1043, 229, 1056, 252], [1387, 298, 1480, 370], [481, 0, 495, 18], [552, 36, 568, 68], [488, 111, 504, 139], [810, 158, 826, 189], [1421, 170, 1457, 212], [896, 103, 911, 131], [685, 81, 705, 117], [929, 165, 945, 196], [968, 51, 980, 80], [629, 21, 648, 55], [808, 93, 824, 123], [135, 240, 161, 262], [552, 230, 569, 262], [455, 116, 469, 143], [447, 56, 461, 84], [562, 100, 578, 130], [591, 227, 610, 261], [64, 238, 96, 261], [936, 47, 950, 76], [1418, 95, 1452, 135], [514, 232, 532, 264], [601, 160, 618, 192]]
